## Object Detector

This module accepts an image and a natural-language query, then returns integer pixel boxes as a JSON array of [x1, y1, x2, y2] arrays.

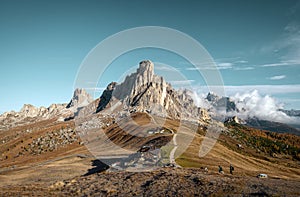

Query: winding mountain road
[[169, 133, 178, 166]]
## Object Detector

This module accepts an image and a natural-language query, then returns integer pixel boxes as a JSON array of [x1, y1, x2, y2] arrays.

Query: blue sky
[[0, 0, 300, 113]]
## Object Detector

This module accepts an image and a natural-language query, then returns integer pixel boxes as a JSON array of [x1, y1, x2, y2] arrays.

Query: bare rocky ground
[[1, 167, 300, 196], [56, 168, 300, 196]]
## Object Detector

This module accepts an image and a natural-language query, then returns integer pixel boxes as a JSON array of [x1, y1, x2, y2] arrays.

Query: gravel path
[[169, 134, 178, 166]]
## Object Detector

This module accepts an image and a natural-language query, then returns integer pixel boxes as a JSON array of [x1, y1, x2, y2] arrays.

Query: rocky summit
[[97, 60, 207, 121], [67, 88, 94, 110]]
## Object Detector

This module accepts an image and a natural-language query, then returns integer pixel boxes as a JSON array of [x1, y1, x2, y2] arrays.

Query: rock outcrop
[[224, 116, 243, 124], [206, 92, 237, 112], [96, 60, 209, 122], [0, 103, 67, 120], [96, 82, 117, 113], [27, 127, 79, 155], [0, 103, 70, 130], [66, 88, 93, 109]]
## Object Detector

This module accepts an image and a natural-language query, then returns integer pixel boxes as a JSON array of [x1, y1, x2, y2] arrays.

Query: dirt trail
[[169, 134, 178, 165]]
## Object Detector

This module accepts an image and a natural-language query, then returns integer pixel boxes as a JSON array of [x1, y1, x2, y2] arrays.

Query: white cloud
[[268, 75, 286, 80], [193, 84, 300, 97], [228, 90, 299, 124], [185, 58, 254, 71], [217, 62, 233, 69], [185, 67, 199, 71], [216, 60, 255, 71], [260, 61, 299, 67], [233, 67, 254, 71], [185, 66, 219, 71], [188, 91, 211, 109], [224, 84, 300, 95], [192, 88, 300, 124], [185, 67, 217, 70], [169, 80, 195, 86], [235, 60, 248, 64], [155, 66, 178, 71], [260, 62, 290, 67]]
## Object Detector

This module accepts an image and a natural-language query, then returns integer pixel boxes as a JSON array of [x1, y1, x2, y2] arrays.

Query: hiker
[[230, 164, 234, 175], [218, 165, 224, 174], [204, 167, 208, 173]]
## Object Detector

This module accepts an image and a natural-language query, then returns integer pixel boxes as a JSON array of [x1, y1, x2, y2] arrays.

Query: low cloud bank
[[191, 89, 300, 125], [229, 90, 298, 124]]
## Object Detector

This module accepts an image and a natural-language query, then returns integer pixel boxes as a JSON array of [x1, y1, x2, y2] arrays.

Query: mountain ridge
[[94, 60, 209, 123], [1, 60, 299, 136]]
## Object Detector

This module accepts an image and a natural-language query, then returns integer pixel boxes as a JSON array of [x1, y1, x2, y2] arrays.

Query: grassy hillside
[[223, 122, 300, 161]]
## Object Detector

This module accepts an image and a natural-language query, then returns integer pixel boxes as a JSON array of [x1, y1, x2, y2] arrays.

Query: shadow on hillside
[[84, 159, 110, 176]]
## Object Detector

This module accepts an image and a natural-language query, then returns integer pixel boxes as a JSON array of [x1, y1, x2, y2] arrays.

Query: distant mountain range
[[0, 60, 299, 136], [279, 109, 300, 117], [245, 117, 300, 136], [204, 92, 300, 135]]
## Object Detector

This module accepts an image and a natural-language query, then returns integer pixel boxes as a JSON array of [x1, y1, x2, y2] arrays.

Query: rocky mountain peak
[[206, 92, 220, 102], [67, 88, 93, 109], [95, 60, 209, 122], [20, 104, 36, 112], [20, 104, 39, 118], [136, 60, 154, 82], [206, 92, 237, 112]]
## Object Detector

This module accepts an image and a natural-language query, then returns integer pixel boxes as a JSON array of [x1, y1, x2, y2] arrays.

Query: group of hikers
[[203, 164, 235, 175], [218, 164, 234, 175]]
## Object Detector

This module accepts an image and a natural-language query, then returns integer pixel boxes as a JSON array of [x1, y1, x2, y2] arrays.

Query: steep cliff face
[[96, 82, 117, 113], [97, 60, 208, 121], [66, 88, 94, 109]]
